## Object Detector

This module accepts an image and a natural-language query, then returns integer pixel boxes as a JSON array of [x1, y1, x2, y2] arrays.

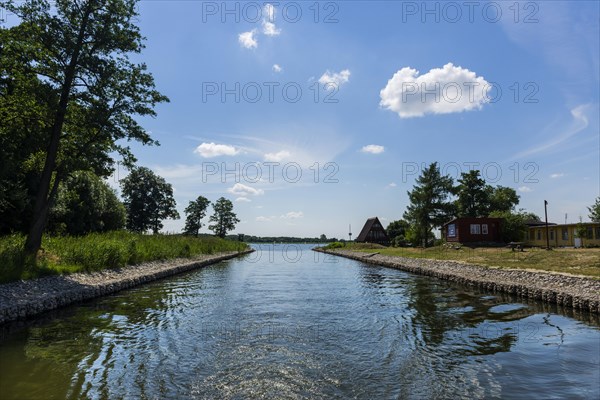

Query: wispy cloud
[[228, 183, 265, 197], [510, 104, 591, 160], [319, 69, 351, 90], [264, 150, 291, 162], [550, 173, 565, 178], [236, 197, 252, 202], [281, 211, 304, 219], [518, 186, 533, 193], [361, 144, 385, 154]]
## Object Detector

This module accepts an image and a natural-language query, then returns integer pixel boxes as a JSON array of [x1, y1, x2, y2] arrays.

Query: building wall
[[445, 218, 503, 243], [527, 223, 600, 247]]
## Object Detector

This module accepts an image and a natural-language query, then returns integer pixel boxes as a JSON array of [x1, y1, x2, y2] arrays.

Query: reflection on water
[[0, 244, 598, 399]]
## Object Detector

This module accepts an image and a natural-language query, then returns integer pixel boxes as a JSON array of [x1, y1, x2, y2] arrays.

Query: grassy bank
[[323, 243, 600, 278], [0, 232, 247, 283]]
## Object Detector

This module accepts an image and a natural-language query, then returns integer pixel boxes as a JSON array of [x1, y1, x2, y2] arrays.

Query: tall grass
[[0, 231, 246, 283]]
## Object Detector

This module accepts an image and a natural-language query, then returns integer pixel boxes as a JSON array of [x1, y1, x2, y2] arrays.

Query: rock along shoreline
[[0, 250, 253, 325], [315, 248, 600, 314]]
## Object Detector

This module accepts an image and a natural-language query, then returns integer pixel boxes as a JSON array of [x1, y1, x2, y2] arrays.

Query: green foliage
[[488, 186, 520, 213], [208, 197, 240, 238], [455, 170, 489, 217], [121, 167, 180, 234], [48, 171, 125, 235], [488, 210, 530, 242], [323, 241, 345, 249], [0, 232, 245, 283], [403, 162, 454, 247], [454, 170, 519, 217], [386, 219, 410, 247], [1, 0, 168, 254], [183, 196, 210, 237], [589, 197, 600, 222]]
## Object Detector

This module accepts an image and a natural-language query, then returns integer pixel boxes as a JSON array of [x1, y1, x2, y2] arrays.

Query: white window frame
[[470, 224, 481, 235], [481, 224, 488, 235]]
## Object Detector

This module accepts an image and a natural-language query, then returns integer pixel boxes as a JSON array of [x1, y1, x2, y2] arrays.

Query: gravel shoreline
[[0, 250, 253, 324], [316, 249, 600, 314]]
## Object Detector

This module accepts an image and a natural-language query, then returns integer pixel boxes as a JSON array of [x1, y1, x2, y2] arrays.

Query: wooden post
[[544, 200, 550, 250]]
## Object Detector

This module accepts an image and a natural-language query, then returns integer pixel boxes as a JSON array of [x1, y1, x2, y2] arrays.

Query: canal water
[[0, 244, 598, 399]]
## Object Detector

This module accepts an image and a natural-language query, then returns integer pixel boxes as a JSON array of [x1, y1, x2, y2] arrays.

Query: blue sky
[[108, 1, 598, 237]]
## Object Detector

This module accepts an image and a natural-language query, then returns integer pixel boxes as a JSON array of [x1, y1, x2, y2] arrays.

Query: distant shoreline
[[315, 248, 600, 314], [0, 250, 253, 325]]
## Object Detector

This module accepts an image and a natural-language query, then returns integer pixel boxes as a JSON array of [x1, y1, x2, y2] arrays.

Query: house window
[[537, 230, 541, 240], [595, 227, 600, 239], [529, 230, 534, 240], [549, 230, 554, 240], [470, 224, 481, 234], [481, 224, 488, 235], [586, 227, 594, 239], [562, 228, 568, 241], [448, 224, 456, 237]]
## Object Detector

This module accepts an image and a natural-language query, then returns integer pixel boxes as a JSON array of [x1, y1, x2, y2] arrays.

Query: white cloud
[[236, 197, 252, 202], [379, 62, 490, 118], [194, 142, 239, 158], [262, 21, 281, 36], [518, 186, 533, 193], [239, 30, 258, 49], [550, 173, 565, 178], [256, 216, 275, 222], [280, 211, 304, 219], [272, 64, 282, 73], [361, 144, 385, 154], [264, 150, 291, 162], [262, 4, 281, 36], [228, 183, 264, 197], [319, 69, 351, 90], [386, 182, 397, 188]]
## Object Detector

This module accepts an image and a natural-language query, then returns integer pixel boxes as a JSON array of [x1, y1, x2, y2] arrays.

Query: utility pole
[[348, 224, 352, 241], [544, 200, 550, 250]]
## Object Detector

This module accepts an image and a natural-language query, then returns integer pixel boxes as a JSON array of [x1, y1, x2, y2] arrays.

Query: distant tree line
[[233, 235, 339, 243]]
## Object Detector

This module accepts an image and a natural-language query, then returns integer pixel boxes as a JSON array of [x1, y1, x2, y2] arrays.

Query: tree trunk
[[24, 4, 92, 256]]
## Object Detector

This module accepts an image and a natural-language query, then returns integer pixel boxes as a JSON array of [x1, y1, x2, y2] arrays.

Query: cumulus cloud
[[264, 150, 291, 162], [379, 63, 490, 118], [280, 211, 304, 219], [518, 186, 533, 193], [239, 30, 258, 49], [228, 183, 264, 197], [319, 69, 351, 90], [194, 142, 239, 158], [272, 64, 282, 73], [361, 144, 385, 154], [236, 197, 252, 202]]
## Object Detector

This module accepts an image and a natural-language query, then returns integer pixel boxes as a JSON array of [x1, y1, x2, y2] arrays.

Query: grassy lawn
[[324, 243, 600, 278], [0, 232, 247, 284]]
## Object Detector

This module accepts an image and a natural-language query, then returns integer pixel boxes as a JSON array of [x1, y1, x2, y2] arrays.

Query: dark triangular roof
[[356, 217, 386, 242]]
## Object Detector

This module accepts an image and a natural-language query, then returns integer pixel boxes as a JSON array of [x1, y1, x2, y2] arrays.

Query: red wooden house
[[443, 217, 503, 243]]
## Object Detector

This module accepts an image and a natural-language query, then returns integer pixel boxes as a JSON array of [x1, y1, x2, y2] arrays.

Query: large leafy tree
[[488, 186, 519, 213], [48, 170, 126, 235], [208, 197, 239, 238], [589, 197, 600, 222], [488, 210, 531, 242], [183, 196, 210, 237], [386, 219, 410, 246], [121, 167, 179, 234], [403, 162, 455, 247], [454, 170, 489, 217], [1, 0, 168, 255]]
